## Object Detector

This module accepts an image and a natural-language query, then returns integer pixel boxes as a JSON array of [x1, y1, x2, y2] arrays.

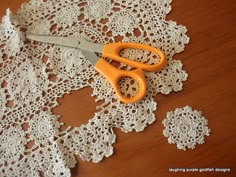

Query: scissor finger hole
[[119, 48, 161, 69], [118, 76, 139, 98]]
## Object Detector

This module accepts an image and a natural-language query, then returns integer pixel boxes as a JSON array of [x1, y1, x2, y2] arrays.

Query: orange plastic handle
[[102, 42, 167, 71], [95, 58, 147, 103]]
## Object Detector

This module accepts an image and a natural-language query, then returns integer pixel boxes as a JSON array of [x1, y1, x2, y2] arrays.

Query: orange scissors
[[27, 34, 167, 103]]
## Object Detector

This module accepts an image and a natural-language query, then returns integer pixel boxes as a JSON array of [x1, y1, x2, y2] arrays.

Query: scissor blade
[[27, 33, 79, 48], [26, 34, 104, 53], [81, 49, 100, 66]]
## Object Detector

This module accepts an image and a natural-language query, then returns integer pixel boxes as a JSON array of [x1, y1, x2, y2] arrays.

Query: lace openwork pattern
[[0, 0, 189, 176], [162, 106, 211, 150]]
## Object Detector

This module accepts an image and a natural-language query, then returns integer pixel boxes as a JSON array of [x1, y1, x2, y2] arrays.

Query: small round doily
[[162, 106, 210, 150]]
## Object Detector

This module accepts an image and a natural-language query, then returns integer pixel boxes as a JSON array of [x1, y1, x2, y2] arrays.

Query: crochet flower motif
[[54, 5, 81, 28], [162, 106, 211, 150], [6, 61, 48, 104], [108, 9, 139, 36], [49, 46, 88, 78], [85, 0, 112, 21], [62, 48, 83, 71], [27, 19, 51, 34], [0, 126, 27, 164], [29, 111, 62, 145]]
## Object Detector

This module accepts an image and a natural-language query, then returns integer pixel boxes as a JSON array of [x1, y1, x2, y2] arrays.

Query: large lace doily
[[0, 0, 189, 176]]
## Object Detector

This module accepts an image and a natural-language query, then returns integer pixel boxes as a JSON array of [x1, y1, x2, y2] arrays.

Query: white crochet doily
[[162, 106, 211, 150], [0, 0, 189, 176]]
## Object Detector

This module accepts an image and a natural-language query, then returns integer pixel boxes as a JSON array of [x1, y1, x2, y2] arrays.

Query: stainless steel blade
[[26, 34, 104, 54], [81, 49, 100, 66]]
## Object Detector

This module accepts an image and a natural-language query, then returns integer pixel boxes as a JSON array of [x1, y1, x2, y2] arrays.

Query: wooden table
[[1, 0, 235, 177]]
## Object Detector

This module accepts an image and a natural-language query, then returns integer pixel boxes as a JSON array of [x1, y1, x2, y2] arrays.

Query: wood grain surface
[[1, 0, 236, 177]]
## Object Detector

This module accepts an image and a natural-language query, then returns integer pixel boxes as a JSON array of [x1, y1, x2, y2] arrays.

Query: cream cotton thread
[[162, 106, 211, 150], [0, 0, 189, 176]]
